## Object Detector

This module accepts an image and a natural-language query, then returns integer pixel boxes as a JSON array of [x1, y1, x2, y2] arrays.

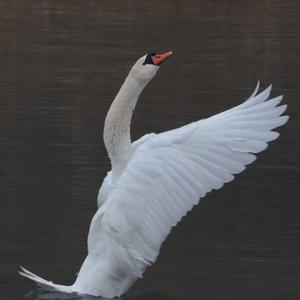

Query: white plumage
[[19, 52, 289, 298]]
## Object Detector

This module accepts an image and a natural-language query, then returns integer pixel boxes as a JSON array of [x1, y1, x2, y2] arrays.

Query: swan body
[[19, 51, 289, 298]]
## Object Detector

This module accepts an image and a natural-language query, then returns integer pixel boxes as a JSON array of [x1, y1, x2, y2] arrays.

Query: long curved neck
[[103, 73, 147, 179]]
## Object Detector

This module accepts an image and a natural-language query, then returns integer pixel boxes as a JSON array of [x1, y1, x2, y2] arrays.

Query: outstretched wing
[[90, 84, 288, 277]]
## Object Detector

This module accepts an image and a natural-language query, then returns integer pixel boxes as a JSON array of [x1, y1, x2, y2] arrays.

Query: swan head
[[129, 51, 173, 84]]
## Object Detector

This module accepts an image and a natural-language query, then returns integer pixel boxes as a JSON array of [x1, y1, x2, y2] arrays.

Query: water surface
[[0, 1, 300, 299]]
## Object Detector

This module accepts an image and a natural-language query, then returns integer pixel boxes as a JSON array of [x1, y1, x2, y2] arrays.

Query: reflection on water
[[24, 289, 176, 300]]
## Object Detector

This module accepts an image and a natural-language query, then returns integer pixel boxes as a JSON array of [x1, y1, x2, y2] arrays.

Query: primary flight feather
[[19, 51, 289, 298]]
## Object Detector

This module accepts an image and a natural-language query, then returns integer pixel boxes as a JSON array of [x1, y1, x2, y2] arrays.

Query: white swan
[[19, 51, 289, 298]]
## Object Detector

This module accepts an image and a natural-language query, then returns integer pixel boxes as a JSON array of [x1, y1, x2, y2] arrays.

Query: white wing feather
[[89, 84, 289, 278]]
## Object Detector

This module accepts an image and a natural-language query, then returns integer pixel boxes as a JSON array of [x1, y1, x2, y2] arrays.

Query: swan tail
[[18, 266, 73, 293]]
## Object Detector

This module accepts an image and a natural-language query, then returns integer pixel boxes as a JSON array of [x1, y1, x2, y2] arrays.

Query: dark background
[[0, 0, 299, 299]]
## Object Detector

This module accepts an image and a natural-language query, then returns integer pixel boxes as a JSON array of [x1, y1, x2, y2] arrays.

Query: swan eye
[[143, 54, 154, 65]]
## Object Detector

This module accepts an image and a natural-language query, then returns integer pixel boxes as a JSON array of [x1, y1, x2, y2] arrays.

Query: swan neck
[[103, 74, 147, 179]]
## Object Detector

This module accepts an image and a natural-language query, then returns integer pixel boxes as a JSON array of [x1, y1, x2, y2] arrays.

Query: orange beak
[[151, 51, 173, 65]]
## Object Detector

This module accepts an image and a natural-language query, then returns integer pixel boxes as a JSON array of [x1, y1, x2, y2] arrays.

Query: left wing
[[89, 84, 288, 278]]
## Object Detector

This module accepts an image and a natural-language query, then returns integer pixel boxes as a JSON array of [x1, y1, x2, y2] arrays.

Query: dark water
[[1, 1, 300, 299]]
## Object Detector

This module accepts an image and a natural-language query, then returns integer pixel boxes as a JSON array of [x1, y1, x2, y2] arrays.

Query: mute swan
[[19, 51, 289, 298]]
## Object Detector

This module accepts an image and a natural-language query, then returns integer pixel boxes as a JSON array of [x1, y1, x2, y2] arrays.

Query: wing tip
[[247, 80, 260, 100], [281, 115, 290, 125]]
